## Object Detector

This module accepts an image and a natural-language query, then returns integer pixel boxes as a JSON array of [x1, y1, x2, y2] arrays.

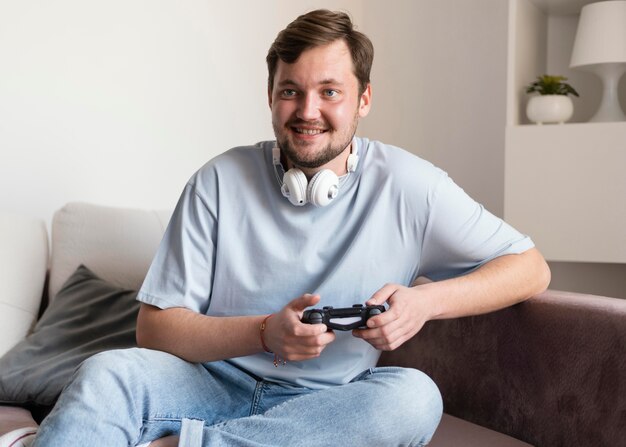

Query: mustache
[[286, 119, 329, 129]]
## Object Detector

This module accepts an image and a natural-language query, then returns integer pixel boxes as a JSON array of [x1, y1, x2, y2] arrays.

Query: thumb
[[366, 283, 397, 306], [288, 293, 321, 312]]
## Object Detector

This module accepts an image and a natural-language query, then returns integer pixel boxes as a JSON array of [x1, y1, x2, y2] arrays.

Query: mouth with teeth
[[288, 120, 330, 137], [292, 127, 327, 136]]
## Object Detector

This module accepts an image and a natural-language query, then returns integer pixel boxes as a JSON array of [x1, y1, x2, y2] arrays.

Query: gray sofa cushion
[[0, 265, 139, 406]]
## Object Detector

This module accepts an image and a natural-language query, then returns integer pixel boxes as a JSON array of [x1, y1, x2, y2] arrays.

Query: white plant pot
[[526, 95, 574, 124]]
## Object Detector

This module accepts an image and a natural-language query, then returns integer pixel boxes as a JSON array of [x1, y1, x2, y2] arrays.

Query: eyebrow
[[277, 78, 345, 88]]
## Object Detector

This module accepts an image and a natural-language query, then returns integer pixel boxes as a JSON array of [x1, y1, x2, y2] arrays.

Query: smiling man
[[269, 39, 370, 175], [34, 9, 550, 447]]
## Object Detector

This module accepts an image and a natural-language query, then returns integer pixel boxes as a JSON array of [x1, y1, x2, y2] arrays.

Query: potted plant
[[525, 75, 579, 124]]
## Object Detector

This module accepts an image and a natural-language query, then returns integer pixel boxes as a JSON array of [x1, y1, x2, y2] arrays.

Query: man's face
[[269, 39, 371, 175]]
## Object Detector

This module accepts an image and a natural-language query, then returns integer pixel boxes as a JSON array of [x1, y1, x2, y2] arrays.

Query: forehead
[[274, 40, 357, 87]]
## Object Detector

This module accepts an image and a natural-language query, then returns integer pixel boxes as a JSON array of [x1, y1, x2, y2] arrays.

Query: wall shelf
[[505, 122, 626, 263], [504, 0, 626, 263]]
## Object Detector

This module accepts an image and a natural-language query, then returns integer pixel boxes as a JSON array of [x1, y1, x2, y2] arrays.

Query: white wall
[[0, 0, 363, 224], [361, 0, 509, 216]]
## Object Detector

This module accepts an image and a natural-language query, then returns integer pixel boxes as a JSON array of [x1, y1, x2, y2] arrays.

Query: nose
[[296, 93, 321, 121]]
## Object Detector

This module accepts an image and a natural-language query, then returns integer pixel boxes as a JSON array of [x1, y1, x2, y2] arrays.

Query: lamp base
[[587, 63, 626, 123]]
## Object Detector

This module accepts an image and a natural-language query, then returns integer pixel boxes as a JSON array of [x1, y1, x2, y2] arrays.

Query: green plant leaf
[[525, 74, 579, 97]]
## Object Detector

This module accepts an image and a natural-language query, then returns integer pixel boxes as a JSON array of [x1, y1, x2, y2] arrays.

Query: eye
[[281, 89, 297, 98], [324, 89, 339, 98]]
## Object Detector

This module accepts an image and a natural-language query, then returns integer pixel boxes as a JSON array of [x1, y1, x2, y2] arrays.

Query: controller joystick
[[307, 311, 324, 325]]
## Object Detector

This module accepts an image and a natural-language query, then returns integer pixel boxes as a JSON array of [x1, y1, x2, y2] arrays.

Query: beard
[[273, 111, 359, 170]]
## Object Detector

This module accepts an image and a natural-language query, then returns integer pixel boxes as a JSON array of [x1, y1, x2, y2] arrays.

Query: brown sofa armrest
[[378, 290, 626, 446]]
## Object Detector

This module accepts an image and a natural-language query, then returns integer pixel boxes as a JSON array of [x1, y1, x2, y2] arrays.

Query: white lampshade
[[570, 1, 626, 122]]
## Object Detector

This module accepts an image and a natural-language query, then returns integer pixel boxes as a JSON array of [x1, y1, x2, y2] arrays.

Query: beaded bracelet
[[259, 314, 286, 367], [260, 314, 273, 353]]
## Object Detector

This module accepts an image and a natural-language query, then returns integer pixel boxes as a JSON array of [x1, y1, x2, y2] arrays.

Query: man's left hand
[[352, 283, 430, 351]]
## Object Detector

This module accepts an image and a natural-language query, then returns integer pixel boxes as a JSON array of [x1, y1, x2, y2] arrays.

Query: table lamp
[[570, 1, 626, 122]]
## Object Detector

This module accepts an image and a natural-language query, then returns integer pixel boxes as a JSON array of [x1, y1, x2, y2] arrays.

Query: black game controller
[[301, 304, 386, 331]]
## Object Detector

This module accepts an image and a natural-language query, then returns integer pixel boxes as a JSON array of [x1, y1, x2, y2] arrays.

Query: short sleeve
[[418, 172, 534, 281], [136, 178, 217, 314]]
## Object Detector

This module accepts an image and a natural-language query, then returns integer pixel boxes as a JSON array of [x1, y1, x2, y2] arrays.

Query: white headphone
[[273, 141, 359, 207]]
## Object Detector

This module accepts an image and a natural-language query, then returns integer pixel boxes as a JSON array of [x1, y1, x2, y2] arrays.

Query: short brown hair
[[266, 9, 374, 95]]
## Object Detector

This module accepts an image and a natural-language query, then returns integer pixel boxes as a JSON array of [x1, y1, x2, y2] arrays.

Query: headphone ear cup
[[346, 153, 359, 172], [307, 170, 339, 207], [281, 169, 308, 206]]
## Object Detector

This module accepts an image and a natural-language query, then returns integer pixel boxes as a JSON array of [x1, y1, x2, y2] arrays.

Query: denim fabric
[[34, 348, 442, 446]]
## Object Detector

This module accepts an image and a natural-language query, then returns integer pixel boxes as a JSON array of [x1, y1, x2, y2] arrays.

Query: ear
[[358, 84, 372, 118]]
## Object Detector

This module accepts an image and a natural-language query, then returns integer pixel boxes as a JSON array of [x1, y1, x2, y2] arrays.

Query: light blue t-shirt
[[137, 137, 534, 389]]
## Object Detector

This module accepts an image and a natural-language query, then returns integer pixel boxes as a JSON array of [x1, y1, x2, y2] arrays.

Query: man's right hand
[[263, 294, 336, 362]]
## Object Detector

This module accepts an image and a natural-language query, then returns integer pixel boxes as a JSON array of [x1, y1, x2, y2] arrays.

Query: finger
[[282, 331, 336, 359], [288, 293, 321, 312], [290, 330, 336, 349], [365, 305, 398, 328], [362, 308, 390, 328], [284, 350, 327, 362], [353, 317, 401, 341], [366, 283, 398, 306], [293, 321, 330, 337], [353, 324, 408, 351], [354, 307, 405, 338], [311, 330, 336, 346]]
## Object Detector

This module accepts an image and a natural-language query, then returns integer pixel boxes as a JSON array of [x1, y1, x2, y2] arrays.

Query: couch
[[1, 202, 624, 446]]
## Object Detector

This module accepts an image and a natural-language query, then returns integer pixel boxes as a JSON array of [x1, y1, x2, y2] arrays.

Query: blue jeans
[[34, 348, 442, 446]]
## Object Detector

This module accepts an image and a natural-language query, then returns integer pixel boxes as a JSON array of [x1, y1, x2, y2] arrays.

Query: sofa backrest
[[48, 202, 171, 301]]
